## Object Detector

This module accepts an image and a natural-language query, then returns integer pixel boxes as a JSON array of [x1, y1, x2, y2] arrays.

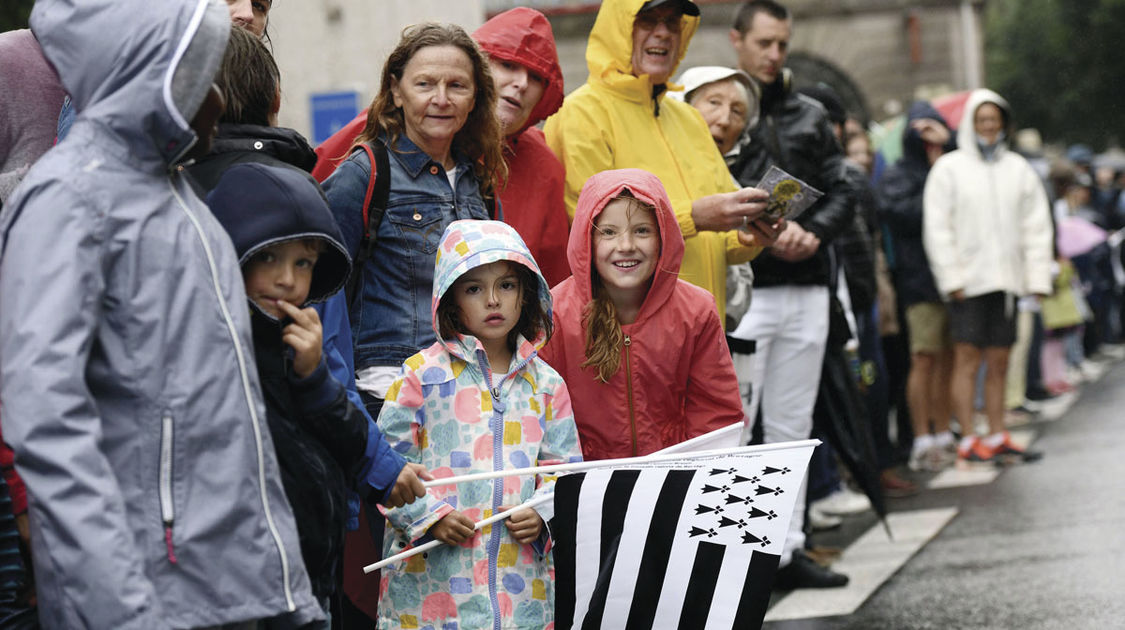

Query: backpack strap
[[345, 138, 390, 307]]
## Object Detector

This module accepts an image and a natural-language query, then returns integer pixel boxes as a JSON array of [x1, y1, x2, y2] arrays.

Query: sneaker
[[993, 437, 1044, 463], [1004, 407, 1035, 427], [811, 486, 871, 516], [910, 444, 953, 473], [808, 504, 843, 531], [958, 438, 996, 464], [1080, 359, 1105, 381], [773, 550, 849, 590]]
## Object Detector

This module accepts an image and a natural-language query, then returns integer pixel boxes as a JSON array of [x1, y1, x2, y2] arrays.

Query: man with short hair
[[545, 0, 780, 325], [727, 0, 857, 589]]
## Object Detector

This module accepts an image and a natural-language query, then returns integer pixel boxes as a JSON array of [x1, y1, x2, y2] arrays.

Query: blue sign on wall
[[310, 91, 360, 144]]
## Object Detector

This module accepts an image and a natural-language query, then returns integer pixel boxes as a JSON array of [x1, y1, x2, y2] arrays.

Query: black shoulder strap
[[345, 138, 390, 307]]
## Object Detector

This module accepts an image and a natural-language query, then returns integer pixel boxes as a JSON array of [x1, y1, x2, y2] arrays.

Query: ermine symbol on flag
[[552, 445, 815, 630]]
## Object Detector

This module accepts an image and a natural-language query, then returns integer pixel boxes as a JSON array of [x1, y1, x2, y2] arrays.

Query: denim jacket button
[[429, 165, 440, 175], [413, 212, 422, 221]]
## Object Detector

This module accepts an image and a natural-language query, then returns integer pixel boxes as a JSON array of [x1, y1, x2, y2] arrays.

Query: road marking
[[764, 507, 959, 622]]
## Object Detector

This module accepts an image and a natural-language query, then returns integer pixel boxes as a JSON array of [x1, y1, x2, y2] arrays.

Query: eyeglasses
[[634, 11, 684, 33]]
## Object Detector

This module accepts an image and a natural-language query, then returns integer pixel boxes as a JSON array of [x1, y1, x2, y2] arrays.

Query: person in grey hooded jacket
[[0, 1, 322, 628]]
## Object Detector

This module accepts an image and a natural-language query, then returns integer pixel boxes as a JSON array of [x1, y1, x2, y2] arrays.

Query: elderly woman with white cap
[[672, 66, 761, 328], [671, 65, 760, 167]]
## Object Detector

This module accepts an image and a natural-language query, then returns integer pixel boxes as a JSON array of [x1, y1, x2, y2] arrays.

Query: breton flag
[[551, 445, 815, 630]]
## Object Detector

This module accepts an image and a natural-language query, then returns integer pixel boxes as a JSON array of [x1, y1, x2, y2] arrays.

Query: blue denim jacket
[[322, 134, 489, 370]]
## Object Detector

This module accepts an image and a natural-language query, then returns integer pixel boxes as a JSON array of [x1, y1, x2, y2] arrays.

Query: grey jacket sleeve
[[0, 184, 168, 629]]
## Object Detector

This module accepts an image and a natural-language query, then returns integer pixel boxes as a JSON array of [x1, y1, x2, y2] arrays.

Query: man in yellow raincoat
[[545, 0, 779, 325]]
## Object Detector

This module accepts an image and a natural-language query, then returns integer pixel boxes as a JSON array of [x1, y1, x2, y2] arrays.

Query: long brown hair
[[580, 192, 658, 382], [354, 22, 506, 197]]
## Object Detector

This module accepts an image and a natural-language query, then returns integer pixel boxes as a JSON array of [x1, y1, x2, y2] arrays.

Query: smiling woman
[[321, 22, 506, 419]]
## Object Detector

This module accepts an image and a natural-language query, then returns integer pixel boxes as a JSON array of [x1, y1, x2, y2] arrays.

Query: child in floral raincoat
[[377, 219, 583, 630]]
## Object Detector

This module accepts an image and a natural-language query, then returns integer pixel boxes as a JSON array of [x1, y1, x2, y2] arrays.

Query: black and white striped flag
[[551, 446, 815, 630]]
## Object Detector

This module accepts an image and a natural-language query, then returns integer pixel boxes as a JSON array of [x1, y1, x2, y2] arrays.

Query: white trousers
[[730, 285, 830, 564]]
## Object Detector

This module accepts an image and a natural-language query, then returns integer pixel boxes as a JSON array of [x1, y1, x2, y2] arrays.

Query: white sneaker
[[1080, 359, 1105, 381], [808, 503, 843, 530], [909, 445, 951, 472], [811, 486, 871, 516]]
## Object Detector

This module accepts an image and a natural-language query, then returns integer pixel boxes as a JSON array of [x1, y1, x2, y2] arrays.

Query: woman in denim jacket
[[323, 22, 506, 418]]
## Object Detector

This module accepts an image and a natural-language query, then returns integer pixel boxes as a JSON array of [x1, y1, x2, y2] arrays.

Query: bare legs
[[908, 348, 953, 437], [983, 346, 1011, 435], [951, 342, 1011, 437]]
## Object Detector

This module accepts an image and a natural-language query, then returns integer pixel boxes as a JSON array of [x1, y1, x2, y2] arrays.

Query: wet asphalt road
[[764, 359, 1125, 630]]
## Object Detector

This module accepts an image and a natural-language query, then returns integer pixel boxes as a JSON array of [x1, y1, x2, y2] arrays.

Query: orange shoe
[[993, 436, 1044, 463], [957, 438, 996, 464]]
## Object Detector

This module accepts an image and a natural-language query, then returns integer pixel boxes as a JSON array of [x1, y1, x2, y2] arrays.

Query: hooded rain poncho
[[474, 8, 572, 287], [376, 220, 583, 630], [544, 0, 759, 323], [0, 1, 320, 627], [540, 169, 745, 460], [923, 89, 1053, 299]]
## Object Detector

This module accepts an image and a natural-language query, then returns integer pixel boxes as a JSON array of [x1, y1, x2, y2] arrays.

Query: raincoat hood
[[31, 0, 230, 167], [568, 168, 685, 325], [956, 88, 1011, 161], [206, 163, 351, 309], [474, 7, 565, 137], [586, 0, 700, 100], [432, 220, 553, 360], [902, 100, 951, 168]]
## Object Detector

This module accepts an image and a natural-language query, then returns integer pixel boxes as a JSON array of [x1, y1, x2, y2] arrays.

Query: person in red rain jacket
[[540, 168, 746, 460], [473, 7, 571, 287]]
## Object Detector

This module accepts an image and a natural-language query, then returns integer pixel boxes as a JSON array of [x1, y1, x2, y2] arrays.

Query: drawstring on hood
[[432, 220, 553, 363], [568, 168, 685, 327]]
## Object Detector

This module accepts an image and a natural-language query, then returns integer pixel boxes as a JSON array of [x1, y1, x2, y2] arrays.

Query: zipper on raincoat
[[624, 336, 638, 456], [168, 177, 296, 610], [159, 413, 177, 564], [475, 352, 506, 630]]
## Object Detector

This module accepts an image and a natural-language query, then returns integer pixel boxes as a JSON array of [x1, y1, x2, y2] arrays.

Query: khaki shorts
[[905, 302, 951, 354]]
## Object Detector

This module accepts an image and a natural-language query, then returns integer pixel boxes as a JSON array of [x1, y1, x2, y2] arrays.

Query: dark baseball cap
[[638, 0, 701, 17]]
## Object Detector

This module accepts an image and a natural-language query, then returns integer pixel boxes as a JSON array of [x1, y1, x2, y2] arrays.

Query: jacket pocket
[[159, 412, 178, 564], [386, 203, 446, 255]]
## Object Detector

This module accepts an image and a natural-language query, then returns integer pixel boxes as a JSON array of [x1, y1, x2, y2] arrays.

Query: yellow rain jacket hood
[[545, 0, 759, 325]]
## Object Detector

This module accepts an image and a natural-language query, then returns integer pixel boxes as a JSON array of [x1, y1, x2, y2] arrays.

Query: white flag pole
[[651, 421, 745, 455], [421, 439, 821, 489], [363, 494, 552, 574]]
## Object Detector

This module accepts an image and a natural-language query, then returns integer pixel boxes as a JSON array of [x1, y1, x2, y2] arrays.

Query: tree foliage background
[[986, 0, 1125, 150], [0, 0, 33, 32]]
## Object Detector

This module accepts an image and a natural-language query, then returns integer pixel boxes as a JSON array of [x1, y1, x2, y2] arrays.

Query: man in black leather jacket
[[725, 0, 856, 590]]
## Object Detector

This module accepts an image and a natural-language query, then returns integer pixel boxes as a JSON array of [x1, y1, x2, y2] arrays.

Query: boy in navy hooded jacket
[[207, 162, 371, 622]]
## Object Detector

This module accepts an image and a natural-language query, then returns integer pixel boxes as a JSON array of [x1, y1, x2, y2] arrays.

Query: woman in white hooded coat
[[922, 88, 1053, 464]]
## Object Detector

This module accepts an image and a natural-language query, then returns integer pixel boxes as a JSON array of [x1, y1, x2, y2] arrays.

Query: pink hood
[[567, 168, 686, 326]]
